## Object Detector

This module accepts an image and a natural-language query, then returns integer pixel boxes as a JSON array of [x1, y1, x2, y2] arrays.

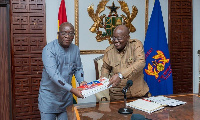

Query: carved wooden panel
[[0, 5, 10, 120], [10, 0, 46, 119], [0, 0, 9, 4], [169, 0, 193, 94]]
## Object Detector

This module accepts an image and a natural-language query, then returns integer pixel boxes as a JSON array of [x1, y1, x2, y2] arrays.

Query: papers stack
[[127, 96, 186, 114], [144, 96, 186, 106], [78, 77, 111, 98], [127, 99, 164, 114]]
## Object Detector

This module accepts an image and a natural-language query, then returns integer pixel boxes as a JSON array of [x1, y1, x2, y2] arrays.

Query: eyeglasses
[[59, 31, 75, 36], [112, 34, 128, 42]]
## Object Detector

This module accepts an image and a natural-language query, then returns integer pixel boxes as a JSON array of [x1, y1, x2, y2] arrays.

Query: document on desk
[[127, 99, 165, 114], [144, 96, 186, 106], [78, 77, 111, 98], [127, 96, 186, 114]]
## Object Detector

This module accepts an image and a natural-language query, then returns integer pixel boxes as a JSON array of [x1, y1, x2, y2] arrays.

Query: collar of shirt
[[114, 41, 129, 57]]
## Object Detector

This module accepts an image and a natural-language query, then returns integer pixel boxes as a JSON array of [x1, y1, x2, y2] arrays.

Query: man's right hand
[[107, 74, 121, 87], [70, 88, 84, 98]]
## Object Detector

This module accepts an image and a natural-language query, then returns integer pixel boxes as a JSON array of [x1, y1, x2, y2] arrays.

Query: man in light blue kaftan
[[38, 22, 86, 120]]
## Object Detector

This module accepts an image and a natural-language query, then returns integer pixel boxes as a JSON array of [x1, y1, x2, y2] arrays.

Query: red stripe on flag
[[58, 0, 67, 26]]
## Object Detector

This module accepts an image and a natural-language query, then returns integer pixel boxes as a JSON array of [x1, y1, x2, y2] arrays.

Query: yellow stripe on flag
[[72, 75, 77, 103], [57, 20, 59, 39], [72, 75, 77, 104], [58, 20, 60, 32]]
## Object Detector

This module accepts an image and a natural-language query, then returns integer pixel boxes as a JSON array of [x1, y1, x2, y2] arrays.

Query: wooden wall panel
[[169, 0, 193, 93], [0, 0, 9, 4], [10, 0, 46, 119], [0, 5, 11, 120]]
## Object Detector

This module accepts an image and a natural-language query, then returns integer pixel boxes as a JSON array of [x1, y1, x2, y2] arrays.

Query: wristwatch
[[118, 73, 123, 79]]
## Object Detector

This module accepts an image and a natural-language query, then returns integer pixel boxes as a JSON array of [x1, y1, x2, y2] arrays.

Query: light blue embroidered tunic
[[38, 39, 84, 113]]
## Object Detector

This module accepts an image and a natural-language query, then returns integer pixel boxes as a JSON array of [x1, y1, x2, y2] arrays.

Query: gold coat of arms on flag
[[87, 0, 138, 44]]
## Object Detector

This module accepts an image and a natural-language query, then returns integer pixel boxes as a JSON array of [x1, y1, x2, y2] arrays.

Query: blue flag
[[144, 0, 173, 96]]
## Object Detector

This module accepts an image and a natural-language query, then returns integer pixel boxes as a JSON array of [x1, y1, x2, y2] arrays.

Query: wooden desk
[[67, 94, 200, 120]]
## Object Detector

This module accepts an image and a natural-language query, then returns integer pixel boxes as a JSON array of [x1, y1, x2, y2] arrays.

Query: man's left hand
[[107, 74, 121, 87]]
